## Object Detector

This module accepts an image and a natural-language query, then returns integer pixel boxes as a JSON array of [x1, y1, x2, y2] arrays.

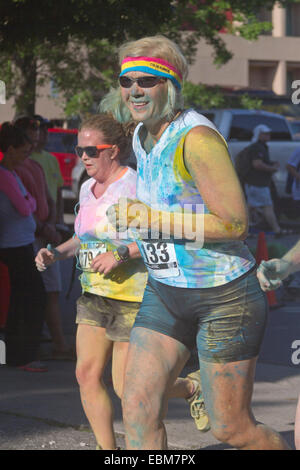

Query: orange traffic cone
[[255, 232, 278, 308]]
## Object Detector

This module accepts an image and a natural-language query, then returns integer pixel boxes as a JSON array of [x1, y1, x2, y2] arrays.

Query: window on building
[[256, 8, 272, 35], [286, 4, 300, 36], [287, 64, 300, 96], [229, 114, 292, 141], [50, 79, 59, 98], [249, 61, 277, 90]]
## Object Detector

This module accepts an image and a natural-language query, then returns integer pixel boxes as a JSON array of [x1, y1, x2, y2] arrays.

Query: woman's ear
[[111, 145, 120, 161]]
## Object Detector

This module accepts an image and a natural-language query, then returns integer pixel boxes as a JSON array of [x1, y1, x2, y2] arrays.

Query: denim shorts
[[76, 292, 141, 342], [133, 267, 268, 363], [245, 184, 273, 208]]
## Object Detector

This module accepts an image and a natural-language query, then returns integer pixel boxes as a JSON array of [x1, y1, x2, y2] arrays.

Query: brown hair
[[79, 113, 135, 161], [0, 122, 31, 152], [14, 116, 39, 132]]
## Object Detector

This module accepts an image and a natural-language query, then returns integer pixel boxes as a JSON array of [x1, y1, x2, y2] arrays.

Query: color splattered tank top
[[132, 109, 255, 288]]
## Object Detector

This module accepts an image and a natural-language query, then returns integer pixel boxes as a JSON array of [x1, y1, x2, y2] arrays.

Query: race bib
[[140, 241, 179, 278], [79, 241, 106, 272]]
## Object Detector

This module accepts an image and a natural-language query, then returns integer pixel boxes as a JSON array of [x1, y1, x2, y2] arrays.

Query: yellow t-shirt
[[30, 151, 64, 202]]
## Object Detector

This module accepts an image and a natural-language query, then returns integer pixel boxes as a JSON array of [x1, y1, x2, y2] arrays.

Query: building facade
[[1, 4, 300, 123], [188, 3, 300, 96]]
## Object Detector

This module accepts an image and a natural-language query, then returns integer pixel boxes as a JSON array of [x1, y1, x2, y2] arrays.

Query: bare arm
[[56, 187, 64, 224], [253, 159, 278, 173], [286, 164, 300, 181], [282, 239, 300, 273], [108, 127, 249, 242], [35, 235, 80, 271], [182, 126, 248, 241]]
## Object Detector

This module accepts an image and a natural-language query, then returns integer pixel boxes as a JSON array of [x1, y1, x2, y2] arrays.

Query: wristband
[[47, 244, 61, 260], [112, 249, 122, 263]]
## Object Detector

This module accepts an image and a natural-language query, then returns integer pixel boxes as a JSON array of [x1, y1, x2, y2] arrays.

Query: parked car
[[287, 119, 300, 140], [45, 128, 78, 189], [197, 109, 300, 199]]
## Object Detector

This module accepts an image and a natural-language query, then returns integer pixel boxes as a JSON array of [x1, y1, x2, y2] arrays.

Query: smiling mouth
[[131, 101, 148, 108]]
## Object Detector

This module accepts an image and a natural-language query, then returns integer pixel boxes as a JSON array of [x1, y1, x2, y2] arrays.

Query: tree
[[182, 81, 263, 110], [0, 0, 299, 116], [0, 0, 173, 115]]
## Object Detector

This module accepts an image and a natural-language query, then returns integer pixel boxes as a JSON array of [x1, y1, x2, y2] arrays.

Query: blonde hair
[[118, 35, 188, 80], [99, 35, 188, 123]]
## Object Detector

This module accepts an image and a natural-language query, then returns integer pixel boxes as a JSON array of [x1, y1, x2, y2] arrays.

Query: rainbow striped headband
[[120, 56, 183, 90]]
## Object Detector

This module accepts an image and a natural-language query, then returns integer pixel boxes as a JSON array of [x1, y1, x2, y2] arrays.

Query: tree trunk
[[14, 54, 37, 117]]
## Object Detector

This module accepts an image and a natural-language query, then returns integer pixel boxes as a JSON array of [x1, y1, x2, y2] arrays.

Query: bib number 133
[[141, 241, 179, 278]]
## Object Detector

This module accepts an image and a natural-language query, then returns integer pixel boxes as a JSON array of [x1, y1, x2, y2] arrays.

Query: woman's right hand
[[35, 247, 56, 272]]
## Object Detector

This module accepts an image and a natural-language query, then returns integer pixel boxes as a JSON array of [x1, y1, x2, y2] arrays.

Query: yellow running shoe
[[186, 370, 210, 432]]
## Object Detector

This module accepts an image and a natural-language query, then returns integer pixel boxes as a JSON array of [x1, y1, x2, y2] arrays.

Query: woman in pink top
[[0, 122, 46, 372]]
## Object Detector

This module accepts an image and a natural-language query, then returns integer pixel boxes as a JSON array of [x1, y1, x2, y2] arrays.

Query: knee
[[75, 359, 101, 389]]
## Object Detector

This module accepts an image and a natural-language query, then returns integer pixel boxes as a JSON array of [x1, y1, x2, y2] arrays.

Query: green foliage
[[64, 90, 94, 118], [183, 82, 226, 108], [1, 0, 299, 116], [183, 81, 263, 110], [239, 94, 263, 110]]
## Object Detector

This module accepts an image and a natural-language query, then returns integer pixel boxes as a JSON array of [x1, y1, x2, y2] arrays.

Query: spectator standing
[[0, 122, 46, 371], [31, 115, 64, 224], [30, 115, 72, 359], [286, 146, 300, 217], [14, 117, 70, 359], [243, 124, 286, 235]]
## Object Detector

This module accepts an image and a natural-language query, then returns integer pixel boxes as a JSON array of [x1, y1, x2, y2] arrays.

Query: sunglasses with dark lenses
[[119, 76, 166, 89], [75, 145, 113, 158]]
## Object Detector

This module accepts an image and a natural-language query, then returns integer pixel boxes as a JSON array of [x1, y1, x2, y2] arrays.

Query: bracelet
[[47, 244, 61, 260], [112, 249, 122, 263]]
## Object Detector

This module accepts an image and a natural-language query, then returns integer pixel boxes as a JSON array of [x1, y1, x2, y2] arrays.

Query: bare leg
[[167, 376, 195, 399], [295, 394, 300, 449], [122, 327, 190, 450], [261, 205, 281, 233], [199, 357, 290, 450], [111, 340, 130, 399], [76, 324, 116, 450]]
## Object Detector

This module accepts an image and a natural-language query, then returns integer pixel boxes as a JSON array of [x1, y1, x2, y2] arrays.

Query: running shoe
[[186, 370, 210, 432]]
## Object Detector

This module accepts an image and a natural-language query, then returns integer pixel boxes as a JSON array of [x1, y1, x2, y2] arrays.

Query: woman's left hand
[[90, 251, 119, 275], [257, 258, 292, 291], [106, 197, 154, 232]]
